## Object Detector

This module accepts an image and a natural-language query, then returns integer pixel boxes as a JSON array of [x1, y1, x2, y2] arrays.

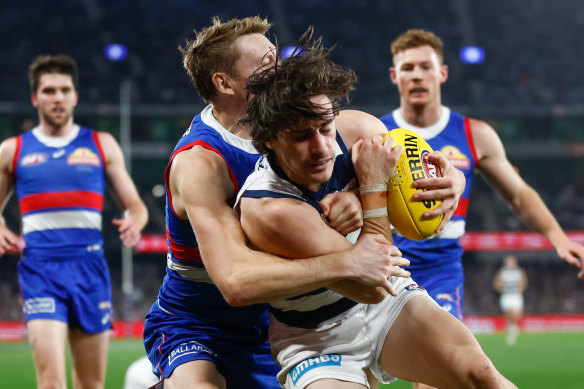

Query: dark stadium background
[[1, 0, 583, 327]]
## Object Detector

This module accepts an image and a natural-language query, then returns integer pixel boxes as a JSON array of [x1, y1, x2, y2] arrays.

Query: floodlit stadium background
[[1, 0, 583, 336]]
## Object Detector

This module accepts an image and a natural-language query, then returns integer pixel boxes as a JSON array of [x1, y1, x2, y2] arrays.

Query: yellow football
[[382, 128, 443, 240]]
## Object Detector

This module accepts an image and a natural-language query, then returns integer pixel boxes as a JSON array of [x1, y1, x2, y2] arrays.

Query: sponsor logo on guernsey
[[441, 303, 453, 312], [67, 147, 100, 166], [24, 297, 55, 314], [99, 300, 111, 310], [290, 354, 342, 385], [436, 293, 453, 301], [405, 284, 425, 292], [440, 146, 470, 170], [21, 153, 48, 166], [52, 149, 66, 158], [168, 341, 216, 366]]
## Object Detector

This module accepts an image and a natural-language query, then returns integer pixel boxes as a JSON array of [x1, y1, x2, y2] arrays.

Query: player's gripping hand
[[320, 190, 363, 235], [112, 217, 142, 248], [0, 225, 20, 257], [350, 234, 410, 296], [411, 150, 465, 233]]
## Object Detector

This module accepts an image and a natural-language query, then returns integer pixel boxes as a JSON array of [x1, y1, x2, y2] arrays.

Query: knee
[[464, 360, 509, 389]]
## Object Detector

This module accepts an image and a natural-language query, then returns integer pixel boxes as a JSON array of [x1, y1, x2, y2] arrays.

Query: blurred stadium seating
[[1, 0, 583, 323]]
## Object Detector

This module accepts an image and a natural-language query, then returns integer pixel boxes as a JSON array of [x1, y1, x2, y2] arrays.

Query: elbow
[[218, 274, 255, 307]]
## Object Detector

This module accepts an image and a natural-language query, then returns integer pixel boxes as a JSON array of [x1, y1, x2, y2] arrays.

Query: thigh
[[164, 360, 226, 389], [379, 295, 488, 388], [27, 319, 69, 387]]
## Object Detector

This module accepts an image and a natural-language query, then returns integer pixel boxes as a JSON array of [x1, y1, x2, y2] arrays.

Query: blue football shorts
[[17, 252, 113, 334], [143, 300, 280, 389], [410, 262, 465, 320]]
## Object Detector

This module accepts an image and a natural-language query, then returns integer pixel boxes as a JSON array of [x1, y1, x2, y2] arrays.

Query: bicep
[[240, 196, 352, 259], [0, 138, 16, 210], [473, 120, 527, 203], [99, 132, 143, 209], [172, 148, 248, 272]]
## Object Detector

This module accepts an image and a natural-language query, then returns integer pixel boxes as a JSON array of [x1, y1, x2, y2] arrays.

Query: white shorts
[[500, 293, 523, 312], [269, 276, 430, 389]]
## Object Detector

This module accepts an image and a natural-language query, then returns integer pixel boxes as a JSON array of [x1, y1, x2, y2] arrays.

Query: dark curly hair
[[240, 27, 357, 155]]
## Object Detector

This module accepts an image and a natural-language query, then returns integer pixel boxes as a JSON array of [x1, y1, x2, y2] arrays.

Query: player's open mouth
[[410, 87, 427, 95]]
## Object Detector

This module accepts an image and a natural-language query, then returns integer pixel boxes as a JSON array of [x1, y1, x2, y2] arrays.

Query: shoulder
[[467, 117, 505, 161], [336, 110, 388, 148], [0, 137, 19, 170]]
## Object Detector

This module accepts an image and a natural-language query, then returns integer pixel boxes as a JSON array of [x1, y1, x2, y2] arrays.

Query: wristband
[[363, 207, 388, 219], [359, 184, 387, 194]]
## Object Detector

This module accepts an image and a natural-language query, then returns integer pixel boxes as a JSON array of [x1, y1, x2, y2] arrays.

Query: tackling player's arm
[[172, 146, 399, 306], [240, 195, 408, 303], [0, 138, 20, 257], [98, 132, 149, 248], [472, 118, 584, 279]]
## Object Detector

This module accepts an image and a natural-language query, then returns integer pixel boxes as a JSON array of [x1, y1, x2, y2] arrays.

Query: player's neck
[[211, 101, 251, 139], [400, 102, 442, 128], [37, 119, 75, 138]]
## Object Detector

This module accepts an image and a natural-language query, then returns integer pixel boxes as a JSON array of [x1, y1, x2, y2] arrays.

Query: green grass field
[[0, 333, 583, 388]]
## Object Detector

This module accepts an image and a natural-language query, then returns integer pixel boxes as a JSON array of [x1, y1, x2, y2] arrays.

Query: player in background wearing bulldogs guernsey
[[236, 37, 515, 389], [381, 30, 584, 389], [142, 17, 410, 389], [0, 54, 148, 389]]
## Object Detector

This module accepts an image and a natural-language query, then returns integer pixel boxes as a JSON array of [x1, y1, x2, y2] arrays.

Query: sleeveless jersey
[[380, 107, 478, 270], [499, 268, 524, 294], [236, 132, 358, 329], [157, 104, 267, 335], [13, 125, 106, 257]]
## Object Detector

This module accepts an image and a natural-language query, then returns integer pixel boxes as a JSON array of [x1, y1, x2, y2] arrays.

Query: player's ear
[[440, 64, 449, 84], [389, 67, 397, 85], [212, 72, 235, 96], [265, 139, 275, 150], [31, 93, 38, 107]]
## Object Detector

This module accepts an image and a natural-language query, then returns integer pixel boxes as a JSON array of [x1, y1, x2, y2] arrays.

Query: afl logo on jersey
[[441, 146, 470, 169], [67, 147, 101, 166], [21, 153, 48, 166], [421, 150, 438, 178]]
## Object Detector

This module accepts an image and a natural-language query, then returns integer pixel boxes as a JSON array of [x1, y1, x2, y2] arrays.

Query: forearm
[[513, 187, 567, 245], [125, 201, 149, 231], [216, 247, 356, 306]]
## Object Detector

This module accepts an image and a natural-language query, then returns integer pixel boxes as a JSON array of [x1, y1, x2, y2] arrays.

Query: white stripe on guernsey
[[393, 219, 465, 240], [269, 289, 345, 312], [32, 125, 81, 148], [391, 106, 451, 141], [22, 210, 102, 234], [200, 105, 258, 154], [436, 219, 466, 239]]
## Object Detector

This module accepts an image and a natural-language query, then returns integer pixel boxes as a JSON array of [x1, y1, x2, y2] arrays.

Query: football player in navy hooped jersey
[[381, 28, 584, 389], [236, 32, 515, 389], [0, 54, 148, 389]]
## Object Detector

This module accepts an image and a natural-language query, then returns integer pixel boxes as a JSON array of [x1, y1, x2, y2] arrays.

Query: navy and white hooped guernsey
[[236, 132, 358, 329]]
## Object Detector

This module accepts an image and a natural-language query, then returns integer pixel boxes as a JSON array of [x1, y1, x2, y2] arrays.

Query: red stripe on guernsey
[[164, 140, 238, 219], [452, 197, 469, 218], [92, 131, 106, 169], [165, 228, 202, 262], [12, 136, 22, 179], [19, 191, 104, 214], [463, 117, 479, 167]]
